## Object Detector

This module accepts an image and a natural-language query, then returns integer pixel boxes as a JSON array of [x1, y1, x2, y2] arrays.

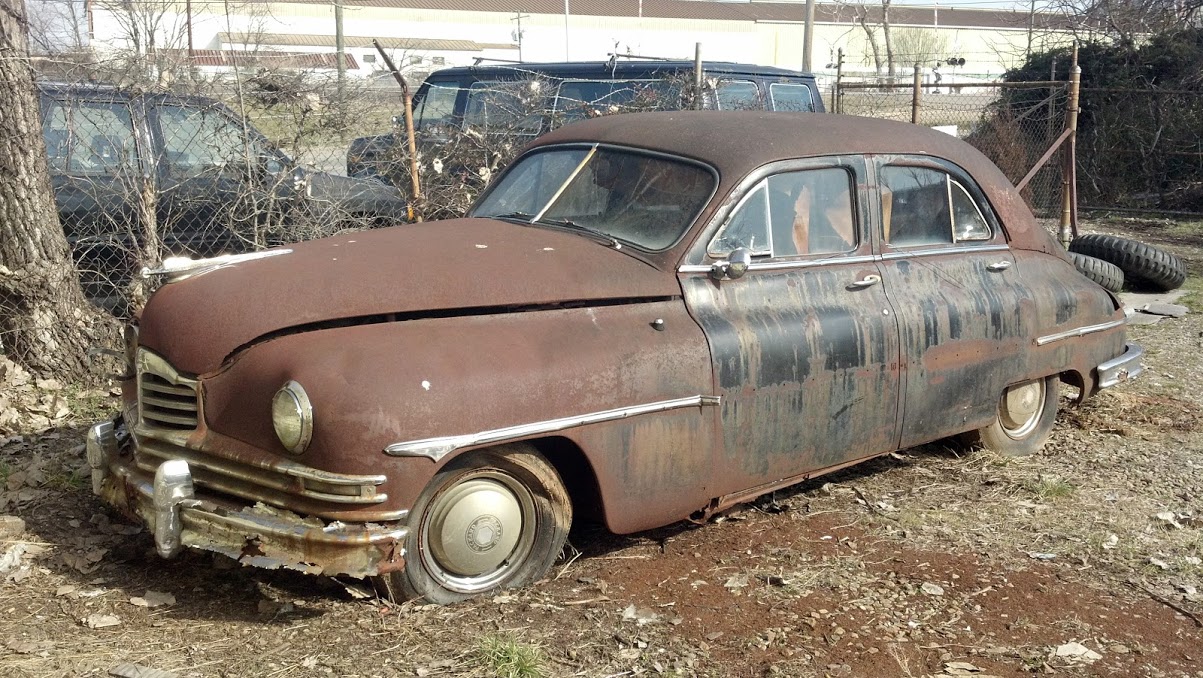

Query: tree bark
[[883, 0, 896, 79], [0, 0, 111, 381]]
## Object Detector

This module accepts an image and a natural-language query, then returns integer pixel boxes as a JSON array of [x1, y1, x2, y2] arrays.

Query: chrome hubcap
[[422, 473, 533, 592], [999, 378, 1045, 438]]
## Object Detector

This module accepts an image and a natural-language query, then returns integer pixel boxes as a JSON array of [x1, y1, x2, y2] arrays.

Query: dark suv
[[39, 83, 408, 308], [347, 60, 824, 181]]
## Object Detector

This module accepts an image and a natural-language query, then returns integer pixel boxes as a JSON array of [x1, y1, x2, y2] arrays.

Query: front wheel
[[380, 444, 572, 605], [961, 375, 1060, 457]]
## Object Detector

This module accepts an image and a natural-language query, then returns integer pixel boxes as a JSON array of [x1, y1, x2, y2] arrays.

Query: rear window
[[769, 83, 815, 112]]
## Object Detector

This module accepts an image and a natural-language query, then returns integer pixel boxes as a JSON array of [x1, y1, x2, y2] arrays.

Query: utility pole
[[511, 11, 528, 62], [563, 0, 570, 60], [335, 0, 346, 100], [802, 0, 815, 72]]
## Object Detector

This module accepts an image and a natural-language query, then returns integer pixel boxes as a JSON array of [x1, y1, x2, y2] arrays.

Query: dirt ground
[[1, 218, 1200, 678]]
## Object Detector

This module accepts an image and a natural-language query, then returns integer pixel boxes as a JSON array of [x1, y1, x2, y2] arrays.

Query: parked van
[[347, 60, 824, 181]]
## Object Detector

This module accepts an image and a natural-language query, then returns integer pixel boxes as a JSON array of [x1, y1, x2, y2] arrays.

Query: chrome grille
[[137, 350, 199, 431]]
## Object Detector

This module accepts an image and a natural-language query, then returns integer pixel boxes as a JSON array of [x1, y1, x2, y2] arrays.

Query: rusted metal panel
[[137, 217, 683, 376]]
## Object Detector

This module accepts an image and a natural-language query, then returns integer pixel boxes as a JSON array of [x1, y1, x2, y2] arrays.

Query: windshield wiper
[[489, 211, 535, 222], [535, 217, 623, 249]]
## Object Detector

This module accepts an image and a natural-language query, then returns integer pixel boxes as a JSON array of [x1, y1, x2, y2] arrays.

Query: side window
[[767, 169, 857, 255], [42, 99, 139, 175], [717, 80, 761, 110], [709, 167, 857, 258], [881, 166, 992, 246], [464, 81, 543, 135], [157, 104, 264, 178], [769, 83, 815, 112]]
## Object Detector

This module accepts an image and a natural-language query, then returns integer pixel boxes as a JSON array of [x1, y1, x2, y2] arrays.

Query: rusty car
[[86, 112, 1142, 604]]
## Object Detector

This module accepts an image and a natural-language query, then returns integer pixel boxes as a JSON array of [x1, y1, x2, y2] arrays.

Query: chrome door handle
[[987, 261, 1012, 272], [847, 274, 881, 290]]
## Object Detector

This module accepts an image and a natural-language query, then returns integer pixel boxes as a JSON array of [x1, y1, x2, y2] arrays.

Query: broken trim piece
[[1035, 318, 1125, 346], [385, 395, 722, 462]]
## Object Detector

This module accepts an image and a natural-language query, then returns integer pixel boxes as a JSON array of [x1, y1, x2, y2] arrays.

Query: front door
[[679, 157, 902, 498]]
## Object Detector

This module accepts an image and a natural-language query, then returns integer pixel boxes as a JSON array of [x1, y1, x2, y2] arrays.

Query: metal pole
[[335, 0, 346, 100], [911, 64, 921, 124], [374, 40, 423, 222], [694, 43, 703, 110], [833, 47, 843, 114], [1059, 45, 1080, 247], [802, 0, 815, 72], [563, 0, 570, 60]]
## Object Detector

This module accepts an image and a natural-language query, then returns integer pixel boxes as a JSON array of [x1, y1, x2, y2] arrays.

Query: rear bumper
[[85, 419, 408, 577], [1097, 342, 1144, 389]]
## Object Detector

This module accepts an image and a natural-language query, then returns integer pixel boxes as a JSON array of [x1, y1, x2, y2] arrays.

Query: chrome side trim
[[385, 395, 722, 462], [1097, 342, 1144, 388], [1035, 318, 1126, 346], [678, 246, 1010, 274], [143, 248, 293, 283], [879, 244, 1009, 260]]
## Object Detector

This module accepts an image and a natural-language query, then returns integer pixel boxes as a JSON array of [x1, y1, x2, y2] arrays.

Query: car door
[[871, 156, 1028, 448], [679, 157, 902, 497], [149, 98, 286, 257], [40, 90, 147, 303]]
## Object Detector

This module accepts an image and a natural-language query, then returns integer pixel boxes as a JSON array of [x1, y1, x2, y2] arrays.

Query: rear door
[[872, 156, 1028, 448], [679, 157, 902, 497]]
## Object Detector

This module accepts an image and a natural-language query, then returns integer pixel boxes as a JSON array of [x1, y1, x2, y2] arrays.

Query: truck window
[[769, 83, 815, 112], [413, 82, 458, 130], [717, 80, 761, 110], [156, 104, 267, 178], [464, 81, 544, 135], [42, 99, 139, 175]]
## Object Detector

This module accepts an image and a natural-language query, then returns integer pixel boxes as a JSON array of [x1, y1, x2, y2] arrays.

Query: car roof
[[528, 111, 1054, 251], [425, 60, 815, 81]]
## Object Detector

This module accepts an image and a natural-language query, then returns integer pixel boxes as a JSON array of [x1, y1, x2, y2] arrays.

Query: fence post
[[833, 48, 843, 114], [911, 65, 921, 124], [694, 43, 703, 110], [1059, 46, 1080, 247]]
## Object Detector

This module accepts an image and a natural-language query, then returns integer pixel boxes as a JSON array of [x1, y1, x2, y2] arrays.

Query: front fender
[[201, 299, 717, 532]]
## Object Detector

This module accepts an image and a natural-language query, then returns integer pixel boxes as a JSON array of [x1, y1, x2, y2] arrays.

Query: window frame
[[877, 157, 1004, 252], [768, 82, 816, 112]]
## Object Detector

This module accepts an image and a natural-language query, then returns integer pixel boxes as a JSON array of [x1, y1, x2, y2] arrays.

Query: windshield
[[471, 146, 715, 251]]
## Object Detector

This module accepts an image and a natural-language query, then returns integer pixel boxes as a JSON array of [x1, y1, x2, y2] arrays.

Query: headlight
[[272, 381, 313, 454]]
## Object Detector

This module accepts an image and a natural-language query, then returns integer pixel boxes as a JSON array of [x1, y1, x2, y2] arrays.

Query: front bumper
[[1097, 342, 1144, 389], [86, 420, 408, 577]]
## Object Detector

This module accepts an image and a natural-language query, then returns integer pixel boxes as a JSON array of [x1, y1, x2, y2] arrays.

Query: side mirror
[[291, 166, 312, 197], [709, 247, 753, 281], [261, 154, 285, 175]]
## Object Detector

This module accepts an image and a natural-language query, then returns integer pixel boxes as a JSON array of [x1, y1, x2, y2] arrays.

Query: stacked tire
[[1068, 234, 1187, 292]]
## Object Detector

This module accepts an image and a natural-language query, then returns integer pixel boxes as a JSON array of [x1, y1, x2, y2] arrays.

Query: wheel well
[[1059, 369, 1088, 404], [526, 436, 606, 526]]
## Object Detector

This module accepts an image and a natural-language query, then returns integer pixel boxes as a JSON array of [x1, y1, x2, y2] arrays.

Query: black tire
[[380, 444, 572, 605], [960, 375, 1060, 457], [1068, 234, 1186, 292], [1068, 252, 1125, 293]]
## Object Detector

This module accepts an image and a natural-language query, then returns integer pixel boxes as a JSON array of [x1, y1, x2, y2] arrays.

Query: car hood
[[137, 218, 680, 375]]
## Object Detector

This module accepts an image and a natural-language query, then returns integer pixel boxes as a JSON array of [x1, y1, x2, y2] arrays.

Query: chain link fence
[[836, 74, 1070, 218]]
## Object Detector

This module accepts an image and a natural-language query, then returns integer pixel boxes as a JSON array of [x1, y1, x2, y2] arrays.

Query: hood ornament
[[142, 249, 293, 283]]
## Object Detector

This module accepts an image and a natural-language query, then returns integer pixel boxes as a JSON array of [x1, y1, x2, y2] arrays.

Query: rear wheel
[[962, 375, 1060, 457], [381, 444, 572, 605]]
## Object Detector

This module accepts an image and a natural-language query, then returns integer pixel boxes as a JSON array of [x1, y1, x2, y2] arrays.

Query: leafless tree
[[27, 0, 86, 53], [1048, 0, 1203, 43]]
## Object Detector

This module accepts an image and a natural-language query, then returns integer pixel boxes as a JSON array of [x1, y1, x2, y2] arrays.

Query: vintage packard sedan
[[86, 112, 1141, 603]]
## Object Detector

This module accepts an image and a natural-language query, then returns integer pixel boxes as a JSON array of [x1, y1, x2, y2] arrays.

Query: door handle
[[847, 274, 881, 290], [987, 261, 1012, 272]]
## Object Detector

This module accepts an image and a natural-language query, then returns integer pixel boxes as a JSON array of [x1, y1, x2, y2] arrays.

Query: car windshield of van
[[472, 146, 715, 251], [413, 82, 458, 130]]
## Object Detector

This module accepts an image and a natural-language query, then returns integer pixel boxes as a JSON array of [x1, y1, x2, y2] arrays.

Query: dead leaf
[[83, 614, 121, 629], [130, 590, 175, 608]]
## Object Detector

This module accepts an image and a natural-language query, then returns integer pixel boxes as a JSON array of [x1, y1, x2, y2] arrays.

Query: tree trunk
[[857, 13, 884, 76], [883, 0, 896, 78], [0, 0, 111, 381]]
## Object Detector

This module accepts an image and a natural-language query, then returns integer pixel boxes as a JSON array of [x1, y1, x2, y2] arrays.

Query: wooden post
[[911, 64, 921, 124], [374, 40, 423, 222], [1059, 45, 1080, 248], [833, 48, 843, 114]]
